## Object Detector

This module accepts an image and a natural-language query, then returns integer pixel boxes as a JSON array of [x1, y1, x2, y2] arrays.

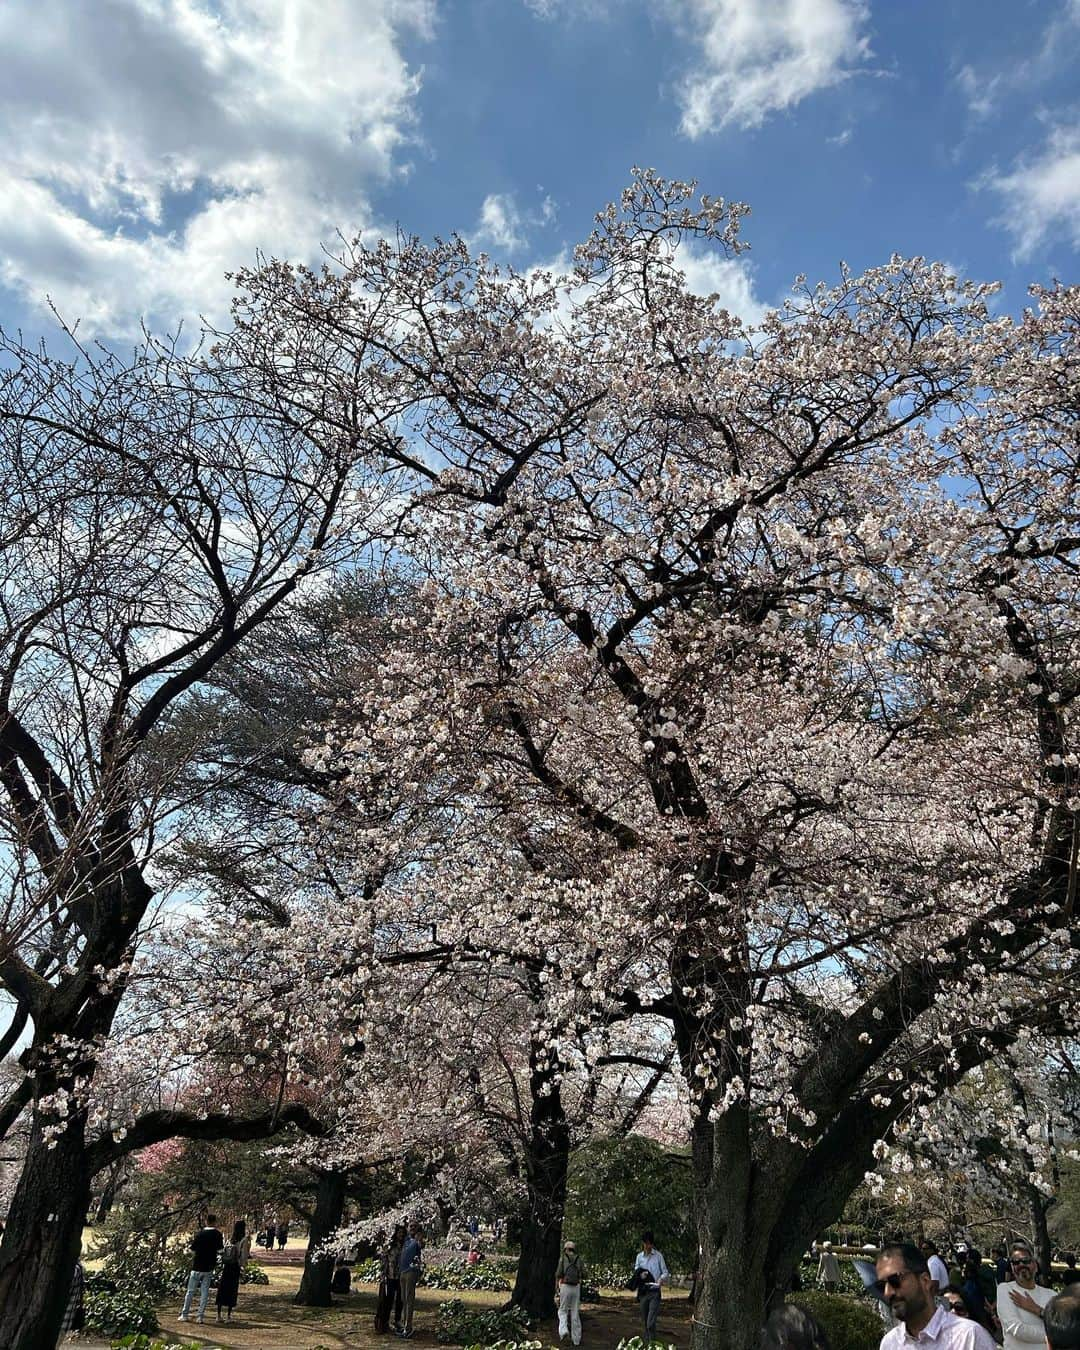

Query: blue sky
[[0, 0, 1077, 340]]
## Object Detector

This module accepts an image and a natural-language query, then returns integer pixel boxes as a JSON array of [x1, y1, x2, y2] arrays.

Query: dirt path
[[154, 1269, 695, 1350]]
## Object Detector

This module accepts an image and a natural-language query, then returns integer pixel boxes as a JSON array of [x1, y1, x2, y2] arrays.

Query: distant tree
[[563, 1135, 694, 1274]]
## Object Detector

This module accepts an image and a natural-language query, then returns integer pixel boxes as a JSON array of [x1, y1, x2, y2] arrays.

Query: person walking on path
[[875, 1244, 996, 1350], [996, 1242, 1055, 1349], [818, 1243, 841, 1293], [179, 1214, 224, 1323], [216, 1219, 251, 1322], [397, 1223, 423, 1339], [634, 1230, 669, 1346], [556, 1239, 585, 1346]]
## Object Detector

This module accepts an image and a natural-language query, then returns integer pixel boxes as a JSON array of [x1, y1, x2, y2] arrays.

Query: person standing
[[556, 1239, 585, 1346], [387, 1223, 405, 1332], [634, 1230, 669, 1346], [58, 1257, 85, 1342], [996, 1242, 1054, 1349], [874, 1244, 996, 1349], [216, 1219, 251, 1323], [179, 1214, 224, 1323], [922, 1240, 952, 1299], [276, 1218, 289, 1250], [1044, 1285, 1080, 1348], [398, 1222, 423, 1339], [817, 1243, 841, 1293]]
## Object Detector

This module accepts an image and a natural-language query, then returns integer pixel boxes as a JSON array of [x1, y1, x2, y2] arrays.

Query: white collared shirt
[[880, 1305, 997, 1349], [634, 1249, 669, 1287]]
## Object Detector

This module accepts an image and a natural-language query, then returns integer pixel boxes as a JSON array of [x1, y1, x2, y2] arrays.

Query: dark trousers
[[640, 1289, 661, 1341], [387, 1276, 402, 1326]]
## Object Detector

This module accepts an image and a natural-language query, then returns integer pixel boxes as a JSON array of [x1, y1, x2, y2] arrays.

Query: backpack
[[222, 1241, 240, 1267], [562, 1255, 581, 1286]]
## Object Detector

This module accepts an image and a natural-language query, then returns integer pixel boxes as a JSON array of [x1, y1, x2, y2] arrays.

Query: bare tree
[[0, 320, 383, 1348]]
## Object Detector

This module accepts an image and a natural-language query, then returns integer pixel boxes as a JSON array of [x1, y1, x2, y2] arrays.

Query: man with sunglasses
[[875, 1244, 996, 1348], [997, 1243, 1055, 1348]]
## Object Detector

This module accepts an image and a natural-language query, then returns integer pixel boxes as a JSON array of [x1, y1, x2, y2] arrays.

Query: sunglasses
[[873, 1271, 910, 1296], [1011, 1257, 1034, 1266]]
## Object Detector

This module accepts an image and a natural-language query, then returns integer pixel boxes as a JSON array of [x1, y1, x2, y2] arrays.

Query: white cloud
[[955, 64, 1003, 121], [674, 0, 871, 136], [0, 0, 433, 335], [472, 191, 557, 254], [673, 243, 768, 324], [982, 124, 1080, 258]]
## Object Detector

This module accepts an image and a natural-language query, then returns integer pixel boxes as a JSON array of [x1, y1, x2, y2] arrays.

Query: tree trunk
[[509, 1041, 571, 1321], [294, 1168, 347, 1307], [510, 1178, 566, 1322], [0, 1115, 92, 1350], [1026, 1182, 1054, 1284], [688, 1107, 775, 1350], [94, 1160, 124, 1223]]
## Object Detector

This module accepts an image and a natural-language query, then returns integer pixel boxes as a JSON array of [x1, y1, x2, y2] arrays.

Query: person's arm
[[996, 1286, 1046, 1342], [657, 1253, 670, 1286]]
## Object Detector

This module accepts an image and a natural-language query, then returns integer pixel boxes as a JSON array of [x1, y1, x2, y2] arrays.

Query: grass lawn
[[151, 1269, 695, 1350]]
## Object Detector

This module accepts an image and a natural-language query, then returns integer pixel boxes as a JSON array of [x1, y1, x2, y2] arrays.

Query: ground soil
[[150, 1268, 695, 1350]]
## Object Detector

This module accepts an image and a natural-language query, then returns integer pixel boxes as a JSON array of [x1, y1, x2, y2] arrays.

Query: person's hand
[[1009, 1289, 1043, 1315]]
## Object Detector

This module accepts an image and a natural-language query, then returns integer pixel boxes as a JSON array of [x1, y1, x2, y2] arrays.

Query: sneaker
[[178, 1314, 188, 1322]]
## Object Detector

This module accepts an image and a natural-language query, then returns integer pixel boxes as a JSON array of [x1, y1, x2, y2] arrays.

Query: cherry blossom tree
[[236, 171, 1080, 1349]]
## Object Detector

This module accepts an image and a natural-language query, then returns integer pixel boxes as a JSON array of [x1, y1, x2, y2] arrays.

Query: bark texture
[[0, 1121, 92, 1350], [294, 1168, 348, 1306]]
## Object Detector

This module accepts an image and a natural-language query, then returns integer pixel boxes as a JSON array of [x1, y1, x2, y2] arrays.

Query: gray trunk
[[0, 1115, 91, 1350], [294, 1168, 348, 1306]]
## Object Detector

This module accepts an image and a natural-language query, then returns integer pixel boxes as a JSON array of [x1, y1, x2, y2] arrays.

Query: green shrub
[[425, 1258, 511, 1292], [435, 1297, 533, 1345], [615, 1339, 677, 1350], [798, 1257, 868, 1298], [241, 1259, 270, 1284], [564, 1136, 694, 1275], [85, 1286, 160, 1337], [789, 1291, 884, 1350], [353, 1256, 381, 1282]]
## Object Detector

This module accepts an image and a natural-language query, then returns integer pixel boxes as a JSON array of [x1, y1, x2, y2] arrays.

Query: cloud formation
[[983, 124, 1080, 258], [0, 0, 433, 334], [675, 0, 871, 136], [472, 191, 557, 254]]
